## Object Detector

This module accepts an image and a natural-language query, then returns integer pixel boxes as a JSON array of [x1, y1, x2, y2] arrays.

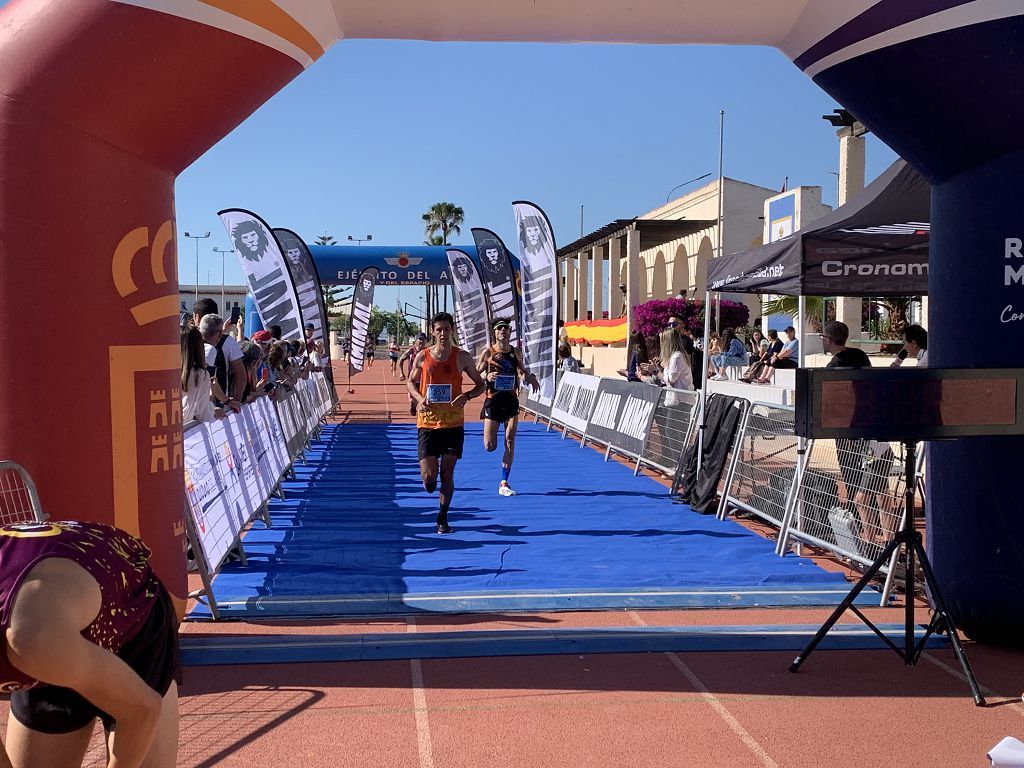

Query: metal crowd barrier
[[717, 403, 798, 528], [776, 439, 922, 605], [639, 389, 700, 477], [0, 461, 45, 524]]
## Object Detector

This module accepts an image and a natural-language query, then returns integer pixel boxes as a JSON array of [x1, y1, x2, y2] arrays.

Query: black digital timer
[[794, 368, 1024, 441]]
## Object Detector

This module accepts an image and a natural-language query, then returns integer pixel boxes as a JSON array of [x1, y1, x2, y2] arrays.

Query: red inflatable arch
[[1, 1, 1022, 638]]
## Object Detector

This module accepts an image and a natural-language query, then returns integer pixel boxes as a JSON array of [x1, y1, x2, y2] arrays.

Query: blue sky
[[171, 39, 896, 311]]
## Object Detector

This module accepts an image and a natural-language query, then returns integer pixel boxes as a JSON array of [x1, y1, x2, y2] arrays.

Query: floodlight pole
[[212, 246, 233, 310], [715, 110, 725, 333], [184, 231, 211, 301]]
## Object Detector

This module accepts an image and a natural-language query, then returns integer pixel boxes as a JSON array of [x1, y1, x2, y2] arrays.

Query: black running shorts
[[10, 582, 182, 734], [417, 426, 465, 460], [480, 392, 520, 424]]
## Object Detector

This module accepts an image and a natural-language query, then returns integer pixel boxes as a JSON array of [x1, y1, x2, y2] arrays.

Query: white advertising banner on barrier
[[550, 372, 601, 435], [183, 400, 287, 571]]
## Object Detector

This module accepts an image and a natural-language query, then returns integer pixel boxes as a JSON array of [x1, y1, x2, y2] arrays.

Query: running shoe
[[436, 521, 453, 534], [498, 481, 516, 497]]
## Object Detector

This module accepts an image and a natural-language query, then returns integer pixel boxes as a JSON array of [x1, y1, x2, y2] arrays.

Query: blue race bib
[[494, 375, 516, 391], [426, 384, 452, 404]]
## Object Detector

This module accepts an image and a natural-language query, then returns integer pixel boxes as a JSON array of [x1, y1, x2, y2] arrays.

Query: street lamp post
[[665, 172, 713, 204], [212, 246, 234, 311], [347, 234, 373, 246], [184, 231, 211, 301]]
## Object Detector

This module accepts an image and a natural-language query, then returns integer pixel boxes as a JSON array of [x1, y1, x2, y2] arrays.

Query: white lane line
[[628, 611, 780, 768], [407, 618, 435, 768]]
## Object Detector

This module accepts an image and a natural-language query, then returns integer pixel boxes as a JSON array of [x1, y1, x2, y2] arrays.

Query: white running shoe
[[498, 482, 516, 497]]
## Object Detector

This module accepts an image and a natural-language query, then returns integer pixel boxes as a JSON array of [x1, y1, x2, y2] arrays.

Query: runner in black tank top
[[477, 318, 539, 496]]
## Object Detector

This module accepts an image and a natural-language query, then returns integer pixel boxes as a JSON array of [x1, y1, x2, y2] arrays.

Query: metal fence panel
[[584, 379, 662, 463], [718, 403, 798, 527], [0, 461, 44, 524], [640, 389, 700, 477], [779, 438, 915, 603]]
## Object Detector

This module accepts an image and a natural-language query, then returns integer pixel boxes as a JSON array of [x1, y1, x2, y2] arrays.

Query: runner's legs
[[419, 456, 439, 494], [439, 453, 457, 508]]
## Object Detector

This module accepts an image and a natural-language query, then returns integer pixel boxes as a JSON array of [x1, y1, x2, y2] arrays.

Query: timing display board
[[795, 368, 1024, 441]]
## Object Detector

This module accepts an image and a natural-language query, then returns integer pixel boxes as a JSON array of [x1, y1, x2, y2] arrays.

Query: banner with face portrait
[[217, 209, 302, 340], [512, 201, 559, 405], [273, 228, 333, 378], [471, 227, 520, 345], [349, 267, 378, 374], [445, 248, 490, 359]]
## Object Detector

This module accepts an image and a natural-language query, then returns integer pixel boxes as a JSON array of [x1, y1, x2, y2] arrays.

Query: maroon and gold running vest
[[0, 521, 161, 692], [417, 346, 464, 430]]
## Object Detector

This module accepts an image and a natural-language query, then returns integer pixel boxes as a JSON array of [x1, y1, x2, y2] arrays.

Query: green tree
[[315, 233, 337, 246], [762, 296, 827, 333], [322, 284, 347, 314], [421, 202, 465, 246], [368, 308, 419, 343], [424, 234, 445, 246]]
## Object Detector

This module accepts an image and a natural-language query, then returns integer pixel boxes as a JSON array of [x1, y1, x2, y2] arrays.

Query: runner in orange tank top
[[406, 312, 487, 533]]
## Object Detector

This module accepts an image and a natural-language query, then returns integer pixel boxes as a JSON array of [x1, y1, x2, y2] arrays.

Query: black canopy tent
[[706, 160, 930, 298], [693, 159, 930, 483]]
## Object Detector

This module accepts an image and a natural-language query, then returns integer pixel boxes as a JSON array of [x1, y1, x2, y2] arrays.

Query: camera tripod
[[788, 440, 986, 706]]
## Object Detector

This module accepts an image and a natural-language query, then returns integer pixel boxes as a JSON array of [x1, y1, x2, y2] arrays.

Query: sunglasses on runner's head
[[667, 322, 678, 327]]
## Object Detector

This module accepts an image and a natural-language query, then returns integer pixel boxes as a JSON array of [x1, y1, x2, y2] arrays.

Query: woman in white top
[[658, 329, 694, 391], [181, 327, 222, 423]]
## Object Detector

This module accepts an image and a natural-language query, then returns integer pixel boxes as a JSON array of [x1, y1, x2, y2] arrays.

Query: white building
[[178, 284, 247, 317]]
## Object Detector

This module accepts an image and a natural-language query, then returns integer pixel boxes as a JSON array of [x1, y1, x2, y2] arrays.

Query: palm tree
[[421, 202, 464, 245], [762, 295, 827, 332], [315, 233, 337, 246], [423, 234, 445, 246]]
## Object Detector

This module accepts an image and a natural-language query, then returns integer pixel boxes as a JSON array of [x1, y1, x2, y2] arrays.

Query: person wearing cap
[[477, 317, 539, 497]]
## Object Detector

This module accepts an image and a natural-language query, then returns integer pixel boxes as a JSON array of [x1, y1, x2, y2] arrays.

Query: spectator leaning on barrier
[[891, 323, 928, 368], [754, 326, 799, 384], [668, 315, 701, 382], [558, 343, 580, 373], [180, 327, 223, 423], [656, 328, 694, 391], [238, 341, 267, 403], [198, 315, 243, 411], [621, 331, 649, 383]]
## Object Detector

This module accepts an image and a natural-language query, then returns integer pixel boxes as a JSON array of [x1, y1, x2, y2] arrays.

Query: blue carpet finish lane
[[190, 422, 875, 619]]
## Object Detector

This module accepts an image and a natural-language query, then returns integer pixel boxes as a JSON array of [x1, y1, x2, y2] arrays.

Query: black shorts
[[773, 358, 798, 369], [480, 392, 520, 424], [11, 582, 182, 734], [418, 426, 465, 460]]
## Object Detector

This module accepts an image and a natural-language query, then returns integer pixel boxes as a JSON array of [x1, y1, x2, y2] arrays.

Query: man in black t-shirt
[[823, 321, 870, 369]]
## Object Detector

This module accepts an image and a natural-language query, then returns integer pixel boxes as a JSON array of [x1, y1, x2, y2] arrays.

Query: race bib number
[[426, 384, 452, 404], [494, 375, 516, 392]]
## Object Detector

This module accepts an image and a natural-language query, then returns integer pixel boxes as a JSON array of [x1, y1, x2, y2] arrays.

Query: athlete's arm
[[406, 350, 426, 407], [514, 349, 541, 392], [453, 350, 487, 408], [398, 348, 415, 379], [6, 559, 164, 768]]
